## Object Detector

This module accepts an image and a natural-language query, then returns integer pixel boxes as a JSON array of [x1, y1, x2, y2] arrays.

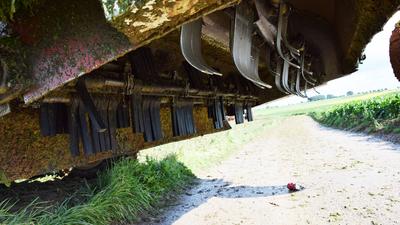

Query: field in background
[[311, 92, 400, 136], [255, 89, 400, 141], [255, 90, 399, 118]]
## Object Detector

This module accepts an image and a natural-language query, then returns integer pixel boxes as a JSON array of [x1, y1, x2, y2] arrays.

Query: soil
[[135, 116, 400, 225]]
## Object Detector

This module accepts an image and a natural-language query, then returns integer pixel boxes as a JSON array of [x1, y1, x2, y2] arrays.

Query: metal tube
[[58, 78, 259, 102], [276, 2, 301, 69], [300, 48, 317, 85]]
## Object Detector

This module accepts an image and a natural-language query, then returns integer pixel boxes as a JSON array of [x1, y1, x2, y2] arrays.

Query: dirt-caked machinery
[[0, 0, 399, 185]]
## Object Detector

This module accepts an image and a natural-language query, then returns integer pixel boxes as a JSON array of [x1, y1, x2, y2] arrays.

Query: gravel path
[[140, 116, 400, 225]]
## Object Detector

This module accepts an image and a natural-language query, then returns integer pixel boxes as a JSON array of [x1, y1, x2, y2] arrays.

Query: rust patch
[[14, 0, 239, 104], [109, 0, 240, 48], [390, 25, 400, 81], [15, 0, 134, 104]]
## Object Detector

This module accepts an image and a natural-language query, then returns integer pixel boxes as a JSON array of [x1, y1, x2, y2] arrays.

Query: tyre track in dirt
[[137, 116, 400, 225]]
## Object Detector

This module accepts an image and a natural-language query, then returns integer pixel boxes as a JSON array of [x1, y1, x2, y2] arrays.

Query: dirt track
[[139, 116, 400, 225]]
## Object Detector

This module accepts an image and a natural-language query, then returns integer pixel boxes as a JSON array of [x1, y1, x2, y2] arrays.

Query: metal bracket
[[124, 61, 135, 95], [76, 79, 107, 132], [254, 0, 277, 47]]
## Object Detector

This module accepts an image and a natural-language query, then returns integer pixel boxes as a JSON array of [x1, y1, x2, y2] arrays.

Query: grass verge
[[0, 155, 194, 225]]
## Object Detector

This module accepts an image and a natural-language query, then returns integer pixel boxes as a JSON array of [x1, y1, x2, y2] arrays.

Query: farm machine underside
[[0, 0, 398, 184]]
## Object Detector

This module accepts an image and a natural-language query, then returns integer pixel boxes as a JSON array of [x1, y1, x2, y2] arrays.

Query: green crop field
[[255, 90, 399, 118], [311, 91, 400, 134], [255, 89, 400, 137]]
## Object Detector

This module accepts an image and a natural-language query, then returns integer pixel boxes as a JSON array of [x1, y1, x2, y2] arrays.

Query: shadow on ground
[[135, 178, 299, 224]]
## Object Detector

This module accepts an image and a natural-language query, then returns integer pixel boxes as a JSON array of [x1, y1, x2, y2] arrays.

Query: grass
[[139, 117, 278, 174], [0, 156, 194, 225], [310, 92, 400, 134]]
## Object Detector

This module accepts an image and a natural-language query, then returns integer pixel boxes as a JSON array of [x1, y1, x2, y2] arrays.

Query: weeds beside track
[[310, 93, 400, 135], [0, 156, 194, 225]]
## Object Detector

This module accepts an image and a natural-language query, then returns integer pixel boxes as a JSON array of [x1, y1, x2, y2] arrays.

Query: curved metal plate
[[232, 3, 272, 89], [180, 19, 222, 76]]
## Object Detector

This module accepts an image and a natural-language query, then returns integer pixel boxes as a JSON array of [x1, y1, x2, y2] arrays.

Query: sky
[[266, 11, 400, 107]]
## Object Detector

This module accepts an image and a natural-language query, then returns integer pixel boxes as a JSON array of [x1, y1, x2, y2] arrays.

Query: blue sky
[[266, 11, 400, 106]]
